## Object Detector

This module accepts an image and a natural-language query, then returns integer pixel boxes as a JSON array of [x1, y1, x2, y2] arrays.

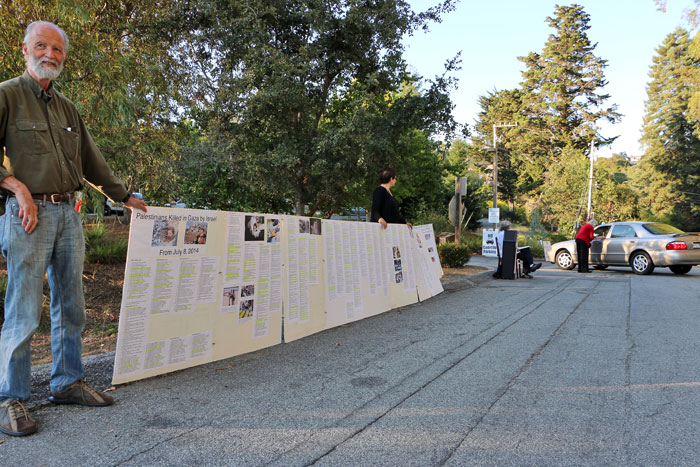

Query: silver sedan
[[547, 221, 700, 275]]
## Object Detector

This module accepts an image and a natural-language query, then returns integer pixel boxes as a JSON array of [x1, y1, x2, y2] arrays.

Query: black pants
[[575, 238, 589, 272], [517, 248, 534, 273]]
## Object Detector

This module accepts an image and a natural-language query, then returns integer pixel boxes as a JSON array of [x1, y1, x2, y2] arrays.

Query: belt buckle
[[50, 194, 63, 204]]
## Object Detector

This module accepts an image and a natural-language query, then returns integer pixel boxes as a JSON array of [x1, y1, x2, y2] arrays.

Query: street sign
[[488, 208, 500, 224], [482, 229, 498, 257]]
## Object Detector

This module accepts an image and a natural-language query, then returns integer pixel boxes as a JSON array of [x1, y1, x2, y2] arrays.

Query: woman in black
[[371, 168, 410, 229]]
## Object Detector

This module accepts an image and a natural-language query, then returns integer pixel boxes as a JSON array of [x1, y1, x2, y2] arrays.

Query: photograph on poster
[[393, 246, 401, 259], [425, 234, 430, 240], [245, 215, 265, 241], [241, 284, 255, 297], [395, 272, 403, 283], [267, 218, 281, 243], [394, 259, 402, 272], [428, 247, 434, 253], [222, 286, 239, 307], [310, 218, 322, 235], [239, 299, 254, 319], [184, 221, 208, 245], [151, 220, 179, 247], [299, 218, 310, 234]]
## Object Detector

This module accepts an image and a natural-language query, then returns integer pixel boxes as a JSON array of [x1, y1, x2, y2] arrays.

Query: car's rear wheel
[[669, 265, 692, 275], [630, 251, 654, 275], [555, 250, 575, 270]]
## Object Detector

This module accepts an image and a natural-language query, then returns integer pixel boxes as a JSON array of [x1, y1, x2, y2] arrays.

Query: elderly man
[[495, 221, 542, 279], [0, 21, 147, 437]]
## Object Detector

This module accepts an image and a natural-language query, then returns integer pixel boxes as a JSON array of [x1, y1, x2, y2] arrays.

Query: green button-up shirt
[[0, 71, 128, 201]]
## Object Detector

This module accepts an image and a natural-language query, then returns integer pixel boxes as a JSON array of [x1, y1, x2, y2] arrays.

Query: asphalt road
[[4, 259, 700, 466]]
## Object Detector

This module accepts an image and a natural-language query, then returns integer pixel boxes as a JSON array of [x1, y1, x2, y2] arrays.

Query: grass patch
[[84, 224, 128, 264]]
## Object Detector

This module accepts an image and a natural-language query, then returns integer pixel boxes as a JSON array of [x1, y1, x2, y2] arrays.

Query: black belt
[[10, 192, 75, 204]]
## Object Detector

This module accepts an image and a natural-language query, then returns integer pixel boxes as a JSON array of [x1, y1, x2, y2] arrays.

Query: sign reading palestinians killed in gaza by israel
[[112, 209, 445, 385]]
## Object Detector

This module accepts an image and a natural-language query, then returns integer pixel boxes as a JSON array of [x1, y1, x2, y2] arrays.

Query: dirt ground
[[0, 220, 129, 366]]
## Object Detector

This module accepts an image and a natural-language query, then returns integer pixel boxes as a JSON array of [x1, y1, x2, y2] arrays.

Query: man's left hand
[[125, 196, 148, 213]]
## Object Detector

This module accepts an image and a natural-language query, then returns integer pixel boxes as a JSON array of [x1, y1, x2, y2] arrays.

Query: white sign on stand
[[482, 229, 498, 257], [488, 208, 500, 224]]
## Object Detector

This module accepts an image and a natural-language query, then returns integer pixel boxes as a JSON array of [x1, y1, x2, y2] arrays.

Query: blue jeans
[[0, 197, 85, 401]]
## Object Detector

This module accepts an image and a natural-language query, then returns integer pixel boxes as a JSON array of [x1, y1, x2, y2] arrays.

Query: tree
[[539, 146, 588, 235], [470, 89, 526, 208], [640, 28, 700, 230], [0, 1, 193, 204], [180, 0, 460, 216], [517, 4, 619, 171], [468, 5, 619, 231]]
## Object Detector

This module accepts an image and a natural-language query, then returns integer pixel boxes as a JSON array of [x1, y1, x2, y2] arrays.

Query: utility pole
[[492, 122, 518, 228], [587, 138, 596, 220]]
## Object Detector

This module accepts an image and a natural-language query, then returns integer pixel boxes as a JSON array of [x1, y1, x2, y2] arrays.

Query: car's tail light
[[666, 241, 687, 250]]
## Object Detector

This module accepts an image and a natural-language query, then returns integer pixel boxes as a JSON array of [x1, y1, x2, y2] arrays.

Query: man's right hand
[[0, 176, 38, 234], [16, 188, 38, 233]]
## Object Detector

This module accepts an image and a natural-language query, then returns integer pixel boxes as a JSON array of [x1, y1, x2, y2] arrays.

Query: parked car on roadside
[[547, 221, 700, 275], [104, 192, 144, 224]]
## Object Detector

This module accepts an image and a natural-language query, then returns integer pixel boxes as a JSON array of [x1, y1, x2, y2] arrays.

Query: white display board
[[482, 229, 498, 257], [113, 210, 443, 384]]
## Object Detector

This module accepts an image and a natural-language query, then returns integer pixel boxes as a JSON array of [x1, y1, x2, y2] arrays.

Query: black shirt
[[371, 186, 406, 224]]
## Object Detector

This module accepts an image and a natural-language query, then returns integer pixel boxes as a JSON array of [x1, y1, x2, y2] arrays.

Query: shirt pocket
[[58, 127, 80, 162], [14, 119, 53, 155]]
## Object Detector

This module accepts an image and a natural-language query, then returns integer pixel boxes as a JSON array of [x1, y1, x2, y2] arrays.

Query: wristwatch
[[121, 191, 132, 203]]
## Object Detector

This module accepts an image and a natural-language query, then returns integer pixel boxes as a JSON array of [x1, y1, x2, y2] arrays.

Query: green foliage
[[467, 4, 619, 233], [518, 5, 620, 156], [84, 224, 127, 264], [437, 242, 472, 268], [540, 146, 589, 234], [497, 200, 527, 224], [639, 28, 700, 231], [548, 232, 569, 243], [180, 0, 461, 216], [460, 235, 483, 254], [411, 204, 453, 235], [0, 2, 192, 205]]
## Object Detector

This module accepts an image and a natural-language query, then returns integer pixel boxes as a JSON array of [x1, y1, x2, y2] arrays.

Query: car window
[[611, 225, 636, 238], [642, 223, 684, 235], [593, 226, 610, 238]]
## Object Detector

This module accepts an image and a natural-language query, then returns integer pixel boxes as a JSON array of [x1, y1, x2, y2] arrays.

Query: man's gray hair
[[23, 21, 69, 52], [499, 221, 511, 230]]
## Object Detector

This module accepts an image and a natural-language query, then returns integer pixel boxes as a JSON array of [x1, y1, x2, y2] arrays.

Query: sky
[[403, 0, 693, 158]]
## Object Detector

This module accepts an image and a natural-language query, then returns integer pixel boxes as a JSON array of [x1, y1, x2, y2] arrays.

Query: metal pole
[[587, 138, 595, 220], [455, 178, 461, 243], [492, 124, 498, 210]]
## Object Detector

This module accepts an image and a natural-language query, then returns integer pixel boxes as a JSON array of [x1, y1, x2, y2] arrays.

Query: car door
[[604, 224, 638, 264], [589, 225, 611, 264]]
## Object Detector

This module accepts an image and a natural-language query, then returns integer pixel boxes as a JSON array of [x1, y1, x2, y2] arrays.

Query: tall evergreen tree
[[640, 28, 700, 230], [517, 4, 619, 164]]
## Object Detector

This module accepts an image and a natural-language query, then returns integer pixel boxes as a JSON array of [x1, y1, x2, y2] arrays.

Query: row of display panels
[[112, 207, 444, 384]]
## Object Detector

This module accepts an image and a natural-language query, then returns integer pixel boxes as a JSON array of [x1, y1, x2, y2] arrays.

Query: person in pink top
[[575, 217, 598, 273]]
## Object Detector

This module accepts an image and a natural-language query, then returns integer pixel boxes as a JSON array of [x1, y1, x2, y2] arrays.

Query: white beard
[[26, 53, 63, 81]]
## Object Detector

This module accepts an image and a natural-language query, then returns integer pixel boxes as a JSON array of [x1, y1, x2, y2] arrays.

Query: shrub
[[84, 224, 128, 264], [438, 242, 472, 268], [529, 242, 545, 259], [548, 233, 569, 243], [411, 207, 453, 235], [460, 236, 483, 254]]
